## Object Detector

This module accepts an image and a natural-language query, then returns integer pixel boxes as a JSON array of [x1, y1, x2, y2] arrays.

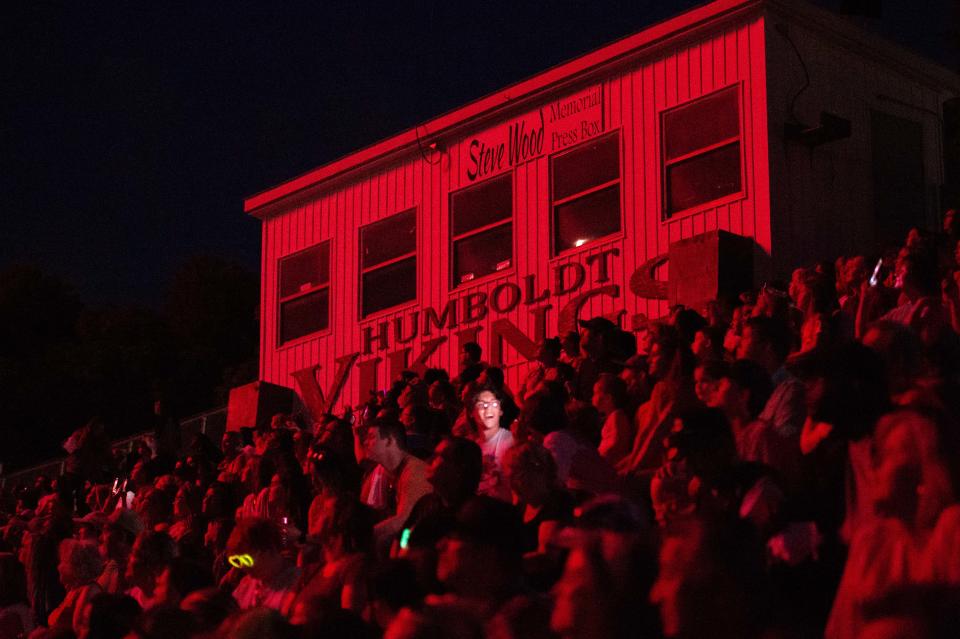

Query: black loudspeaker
[[668, 230, 754, 311], [943, 97, 960, 210]]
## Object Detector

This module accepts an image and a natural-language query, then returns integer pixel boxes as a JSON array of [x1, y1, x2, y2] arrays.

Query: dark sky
[[3, 1, 957, 306]]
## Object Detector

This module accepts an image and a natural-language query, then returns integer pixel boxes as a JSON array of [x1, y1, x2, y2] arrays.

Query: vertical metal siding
[[259, 16, 770, 407]]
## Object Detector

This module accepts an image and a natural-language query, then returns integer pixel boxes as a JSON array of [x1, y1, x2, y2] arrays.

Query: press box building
[[243, 0, 960, 414]]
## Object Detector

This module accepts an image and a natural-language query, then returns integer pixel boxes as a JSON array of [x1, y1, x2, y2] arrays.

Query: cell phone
[[869, 258, 883, 287]]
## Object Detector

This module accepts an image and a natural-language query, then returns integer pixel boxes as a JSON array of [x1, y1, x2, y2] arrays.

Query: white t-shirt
[[478, 428, 515, 502]]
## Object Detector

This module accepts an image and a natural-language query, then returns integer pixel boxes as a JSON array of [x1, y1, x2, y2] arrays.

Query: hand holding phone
[[869, 258, 883, 287]]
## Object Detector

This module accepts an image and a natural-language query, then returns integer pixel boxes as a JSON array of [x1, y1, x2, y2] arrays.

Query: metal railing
[[0, 406, 227, 489]]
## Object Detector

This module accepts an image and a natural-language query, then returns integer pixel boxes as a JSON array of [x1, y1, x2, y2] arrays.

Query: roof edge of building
[[243, 0, 764, 218]]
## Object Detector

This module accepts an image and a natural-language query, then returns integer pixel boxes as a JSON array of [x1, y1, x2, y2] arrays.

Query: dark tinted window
[[278, 242, 331, 345], [554, 185, 621, 253], [662, 86, 742, 217], [666, 143, 742, 213], [451, 174, 512, 236], [280, 289, 329, 344], [450, 174, 513, 287], [453, 223, 513, 285], [552, 134, 620, 202], [362, 257, 417, 316], [663, 87, 739, 160], [361, 209, 416, 269], [550, 132, 621, 255], [279, 243, 330, 299], [360, 209, 417, 317]]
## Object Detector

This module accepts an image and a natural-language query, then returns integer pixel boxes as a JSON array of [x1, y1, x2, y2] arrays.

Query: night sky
[[3, 1, 957, 306]]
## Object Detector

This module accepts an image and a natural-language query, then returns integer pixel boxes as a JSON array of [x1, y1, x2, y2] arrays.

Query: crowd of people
[[2, 211, 960, 639]]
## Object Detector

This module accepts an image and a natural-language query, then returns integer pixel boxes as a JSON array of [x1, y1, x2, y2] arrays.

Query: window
[[662, 86, 742, 218], [551, 132, 621, 254], [278, 242, 330, 345], [450, 173, 513, 286], [360, 208, 416, 317]]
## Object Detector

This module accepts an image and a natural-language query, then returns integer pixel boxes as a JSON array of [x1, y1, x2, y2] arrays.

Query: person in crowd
[[458, 342, 486, 384], [290, 496, 373, 615], [477, 367, 520, 427], [692, 359, 724, 406], [97, 510, 142, 594], [650, 516, 769, 639], [516, 385, 615, 497], [792, 268, 839, 354], [691, 325, 726, 363], [737, 315, 806, 439], [125, 531, 175, 609], [796, 342, 890, 539], [48, 538, 103, 635], [858, 250, 945, 343], [427, 378, 460, 426], [227, 518, 300, 612], [572, 317, 622, 401], [399, 404, 447, 460], [435, 496, 525, 617], [704, 359, 799, 485], [592, 373, 634, 468], [554, 400, 618, 496], [559, 330, 581, 367], [22, 495, 71, 625], [467, 387, 515, 502], [360, 416, 432, 549], [550, 495, 658, 639], [167, 482, 202, 543], [618, 325, 697, 481], [826, 409, 960, 639], [648, 409, 740, 526], [6, 215, 960, 639], [619, 354, 651, 416], [134, 488, 173, 534], [403, 437, 482, 552], [672, 308, 708, 347], [502, 441, 573, 554], [517, 337, 571, 406]]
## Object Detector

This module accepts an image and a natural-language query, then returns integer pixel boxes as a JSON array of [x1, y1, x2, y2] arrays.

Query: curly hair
[[59, 539, 104, 587]]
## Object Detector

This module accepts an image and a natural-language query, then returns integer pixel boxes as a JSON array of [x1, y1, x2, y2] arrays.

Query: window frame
[[660, 84, 746, 221], [449, 172, 515, 290], [359, 207, 418, 319], [550, 130, 624, 257], [276, 241, 332, 348]]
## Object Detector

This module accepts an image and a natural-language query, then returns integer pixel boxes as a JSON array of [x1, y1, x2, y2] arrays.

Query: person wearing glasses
[[470, 388, 515, 502]]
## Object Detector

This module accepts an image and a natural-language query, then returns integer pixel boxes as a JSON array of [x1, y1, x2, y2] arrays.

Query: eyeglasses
[[474, 400, 500, 410]]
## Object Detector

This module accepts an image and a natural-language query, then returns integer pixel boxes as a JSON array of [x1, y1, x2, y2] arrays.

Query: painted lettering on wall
[[360, 247, 621, 355], [464, 84, 604, 183], [288, 245, 675, 415], [547, 85, 604, 152]]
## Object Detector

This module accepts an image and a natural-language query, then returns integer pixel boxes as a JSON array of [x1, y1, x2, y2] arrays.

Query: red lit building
[[244, 0, 959, 414]]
